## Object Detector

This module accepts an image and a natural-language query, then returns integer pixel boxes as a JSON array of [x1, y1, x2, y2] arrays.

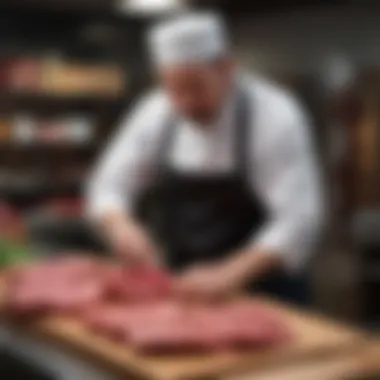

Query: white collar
[[175, 74, 239, 131]]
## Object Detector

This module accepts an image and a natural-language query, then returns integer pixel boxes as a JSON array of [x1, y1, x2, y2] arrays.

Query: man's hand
[[110, 223, 158, 267], [175, 262, 242, 301], [175, 249, 283, 301], [101, 211, 159, 267]]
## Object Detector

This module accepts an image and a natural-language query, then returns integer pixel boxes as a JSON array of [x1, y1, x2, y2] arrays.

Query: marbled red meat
[[105, 266, 173, 302], [6, 257, 291, 355], [82, 304, 135, 341], [7, 257, 106, 315], [7, 258, 174, 316], [84, 301, 291, 355]]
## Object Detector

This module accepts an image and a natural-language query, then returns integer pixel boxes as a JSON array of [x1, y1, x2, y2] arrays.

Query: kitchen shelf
[[0, 92, 125, 112], [1, 182, 83, 203], [0, 144, 98, 153], [0, 3, 145, 211], [0, 0, 115, 13]]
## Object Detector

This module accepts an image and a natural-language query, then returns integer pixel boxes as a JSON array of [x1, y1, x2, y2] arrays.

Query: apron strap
[[157, 83, 253, 179], [156, 112, 177, 176], [234, 84, 252, 181]]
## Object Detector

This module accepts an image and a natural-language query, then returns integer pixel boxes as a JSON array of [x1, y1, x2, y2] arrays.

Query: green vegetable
[[0, 239, 33, 268]]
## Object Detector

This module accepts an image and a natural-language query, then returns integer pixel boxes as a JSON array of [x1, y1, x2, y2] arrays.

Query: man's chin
[[185, 113, 216, 126]]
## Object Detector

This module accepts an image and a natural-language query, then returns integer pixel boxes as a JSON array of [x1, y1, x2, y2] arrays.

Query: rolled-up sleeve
[[251, 96, 325, 271], [86, 93, 165, 221]]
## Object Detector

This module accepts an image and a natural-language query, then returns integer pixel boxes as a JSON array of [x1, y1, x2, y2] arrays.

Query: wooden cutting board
[[353, 343, 380, 379], [0, 276, 366, 380], [226, 342, 380, 380], [5, 300, 364, 380]]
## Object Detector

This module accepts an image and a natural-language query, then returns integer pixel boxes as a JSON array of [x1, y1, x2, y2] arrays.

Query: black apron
[[137, 86, 310, 306]]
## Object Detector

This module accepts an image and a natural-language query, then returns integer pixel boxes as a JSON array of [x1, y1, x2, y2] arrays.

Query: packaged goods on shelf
[[7, 58, 43, 93], [12, 114, 94, 145], [42, 62, 126, 97], [0, 118, 12, 141]]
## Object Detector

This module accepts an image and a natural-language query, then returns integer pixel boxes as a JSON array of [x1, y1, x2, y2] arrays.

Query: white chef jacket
[[86, 74, 324, 271]]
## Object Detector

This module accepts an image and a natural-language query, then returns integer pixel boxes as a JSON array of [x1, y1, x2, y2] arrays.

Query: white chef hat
[[147, 12, 229, 67]]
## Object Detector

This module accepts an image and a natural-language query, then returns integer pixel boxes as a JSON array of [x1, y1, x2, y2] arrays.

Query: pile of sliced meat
[[6, 256, 291, 354], [7, 257, 106, 315], [105, 264, 173, 302], [85, 301, 290, 354], [7, 256, 172, 315]]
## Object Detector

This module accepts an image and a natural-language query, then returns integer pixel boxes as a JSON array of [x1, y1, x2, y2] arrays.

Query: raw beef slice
[[105, 267, 173, 302], [127, 302, 291, 354], [128, 311, 214, 354], [219, 302, 292, 348], [85, 302, 182, 343], [7, 257, 106, 315], [82, 304, 136, 341]]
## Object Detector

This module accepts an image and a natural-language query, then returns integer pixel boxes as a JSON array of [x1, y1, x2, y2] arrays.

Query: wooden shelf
[[1, 182, 82, 202], [0, 145, 98, 168], [0, 0, 115, 13], [0, 4, 141, 209], [0, 144, 98, 154], [0, 92, 125, 113]]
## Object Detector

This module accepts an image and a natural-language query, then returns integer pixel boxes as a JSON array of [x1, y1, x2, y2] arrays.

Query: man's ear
[[221, 56, 236, 77], [227, 56, 236, 71], [213, 56, 234, 72]]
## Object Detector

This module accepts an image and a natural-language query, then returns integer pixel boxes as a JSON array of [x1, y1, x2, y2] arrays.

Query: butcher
[[86, 12, 324, 305]]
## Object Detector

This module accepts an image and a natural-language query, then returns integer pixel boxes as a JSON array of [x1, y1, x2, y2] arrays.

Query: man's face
[[158, 58, 234, 124]]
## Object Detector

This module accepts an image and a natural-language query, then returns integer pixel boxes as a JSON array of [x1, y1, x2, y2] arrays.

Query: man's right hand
[[101, 211, 159, 267], [110, 223, 158, 267]]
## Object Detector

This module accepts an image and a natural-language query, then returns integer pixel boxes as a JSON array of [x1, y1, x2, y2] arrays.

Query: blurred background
[[0, 0, 378, 329]]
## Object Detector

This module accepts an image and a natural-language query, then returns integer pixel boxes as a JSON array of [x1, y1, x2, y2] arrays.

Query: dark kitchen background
[[0, 0, 379, 332]]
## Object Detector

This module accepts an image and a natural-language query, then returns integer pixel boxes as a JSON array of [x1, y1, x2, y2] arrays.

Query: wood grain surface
[[226, 342, 380, 380], [0, 276, 368, 380]]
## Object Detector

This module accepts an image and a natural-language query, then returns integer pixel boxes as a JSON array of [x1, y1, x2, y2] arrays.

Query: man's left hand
[[175, 262, 242, 301]]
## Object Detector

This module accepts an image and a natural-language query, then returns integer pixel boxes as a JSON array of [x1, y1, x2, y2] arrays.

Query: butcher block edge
[[0, 273, 368, 380], [225, 342, 380, 380]]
